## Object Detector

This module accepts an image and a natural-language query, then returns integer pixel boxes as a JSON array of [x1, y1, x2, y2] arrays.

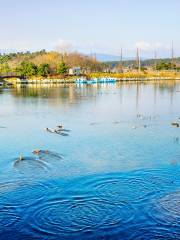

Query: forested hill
[[0, 50, 104, 76], [105, 57, 180, 67], [1, 50, 180, 77]]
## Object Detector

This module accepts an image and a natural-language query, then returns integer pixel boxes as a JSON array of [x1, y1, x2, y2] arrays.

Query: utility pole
[[171, 41, 175, 68], [90, 52, 96, 61], [154, 49, 157, 71], [61, 53, 64, 62], [90, 51, 94, 60], [136, 48, 141, 72], [120, 48, 123, 72], [94, 53, 97, 61], [63, 52, 68, 62]]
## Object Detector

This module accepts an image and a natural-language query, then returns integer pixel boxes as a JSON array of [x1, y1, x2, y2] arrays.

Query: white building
[[69, 67, 81, 75]]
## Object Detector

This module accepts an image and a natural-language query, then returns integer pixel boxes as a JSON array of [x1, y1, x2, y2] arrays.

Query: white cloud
[[0, 40, 32, 52], [54, 38, 74, 53], [135, 41, 153, 51], [135, 41, 172, 51]]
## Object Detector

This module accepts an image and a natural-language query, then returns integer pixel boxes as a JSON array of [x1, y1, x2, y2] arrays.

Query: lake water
[[0, 81, 180, 239]]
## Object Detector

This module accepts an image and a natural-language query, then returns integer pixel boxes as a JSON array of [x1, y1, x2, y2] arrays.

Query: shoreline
[[0, 77, 180, 86], [1, 77, 180, 87]]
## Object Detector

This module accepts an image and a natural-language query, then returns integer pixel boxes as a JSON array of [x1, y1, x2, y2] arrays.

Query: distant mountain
[[95, 53, 134, 62], [104, 57, 180, 68], [0, 49, 18, 54]]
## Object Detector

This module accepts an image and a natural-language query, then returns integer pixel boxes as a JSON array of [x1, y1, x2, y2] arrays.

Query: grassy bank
[[1, 70, 180, 86], [90, 71, 180, 79]]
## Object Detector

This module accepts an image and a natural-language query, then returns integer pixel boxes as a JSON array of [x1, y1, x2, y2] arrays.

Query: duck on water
[[171, 122, 179, 128], [45, 124, 70, 135]]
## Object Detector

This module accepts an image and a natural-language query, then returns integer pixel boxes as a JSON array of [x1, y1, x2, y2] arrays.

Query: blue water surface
[[0, 81, 180, 239]]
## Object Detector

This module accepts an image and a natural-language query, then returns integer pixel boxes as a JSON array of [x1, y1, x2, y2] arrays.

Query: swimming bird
[[33, 149, 49, 155], [45, 127, 55, 133], [45, 125, 69, 136], [171, 122, 179, 128], [19, 155, 24, 161], [33, 149, 41, 155], [57, 124, 63, 129]]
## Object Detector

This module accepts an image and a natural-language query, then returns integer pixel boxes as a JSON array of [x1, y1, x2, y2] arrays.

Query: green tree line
[[0, 61, 69, 77], [0, 50, 102, 77], [1, 50, 180, 77]]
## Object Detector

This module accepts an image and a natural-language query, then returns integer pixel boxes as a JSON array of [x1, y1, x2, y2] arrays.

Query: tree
[[156, 61, 176, 70], [16, 61, 37, 77], [0, 55, 11, 64], [37, 63, 51, 77], [0, 63, 11, 74], [57, 61, 69, 74]]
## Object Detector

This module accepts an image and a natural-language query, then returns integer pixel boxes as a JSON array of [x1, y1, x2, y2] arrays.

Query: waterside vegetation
[[1, 50, 180, 85]]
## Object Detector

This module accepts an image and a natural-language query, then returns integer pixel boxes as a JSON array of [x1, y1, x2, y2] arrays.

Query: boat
[[98, 77, 117, 83], [76, 77, 117, 84], [76, 78, 87, 84]]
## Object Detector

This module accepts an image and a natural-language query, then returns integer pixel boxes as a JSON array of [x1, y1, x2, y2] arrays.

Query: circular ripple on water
[[148, 191, 180, 226], [72, 169, 179, 205], [0, 206, 20, 231], [0, 181, 23, 195], [27, 196, 135, 237], [134, 168, 179, 188], [1, 181, 51, 208], [128, 226, 180, 240], [87, 175, 162, 204], [13, 157, 49, 174], [33, 150, 63, 162]]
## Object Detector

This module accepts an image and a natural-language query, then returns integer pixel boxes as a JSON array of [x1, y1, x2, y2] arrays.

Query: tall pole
[[136, 48, 141, 72], [171, 40, 175, 68], [154, 49, 157, 71], [120, 48, 123, 72], [61, 53, 64, 62], [93, 53, 96, 61], [171, 41, 174, 63]]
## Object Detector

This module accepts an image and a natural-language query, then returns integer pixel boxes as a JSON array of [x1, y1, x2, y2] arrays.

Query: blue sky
[[0, 0, 180, 58]]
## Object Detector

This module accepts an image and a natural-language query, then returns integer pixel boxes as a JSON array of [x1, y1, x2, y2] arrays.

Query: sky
[[0, 0, 180, 58]]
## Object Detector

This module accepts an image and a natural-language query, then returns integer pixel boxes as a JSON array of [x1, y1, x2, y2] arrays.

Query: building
[[69, 67, 81, 75]]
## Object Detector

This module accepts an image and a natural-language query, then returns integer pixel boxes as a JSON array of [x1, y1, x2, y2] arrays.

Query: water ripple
[[0, 206, 20, 230], [13, 157, 49, 174], [0, 168, 179, 239], [26, 196, 135, 237], [33, 150, 63, 162], [0, 181, 51, 208], [148, 191, 180, 226], [128, 225, 180, 240], [0, 181, 23, 195], [68, 170, 175, 204]]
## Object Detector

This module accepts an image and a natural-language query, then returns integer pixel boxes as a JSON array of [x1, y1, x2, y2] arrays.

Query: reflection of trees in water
[[154, 80, 177, 108], [155, 80, 177, 92], [12, 85, 79, 106], [117, 80, 178, 110], [11, 84, 103, 107], [10, 80, 179, 109]]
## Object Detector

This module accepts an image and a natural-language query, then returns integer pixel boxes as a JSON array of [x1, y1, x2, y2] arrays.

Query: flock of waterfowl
[[16, 124, 70, 162], [134, 114, 180, 129], [2, 115, 178, 163]]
